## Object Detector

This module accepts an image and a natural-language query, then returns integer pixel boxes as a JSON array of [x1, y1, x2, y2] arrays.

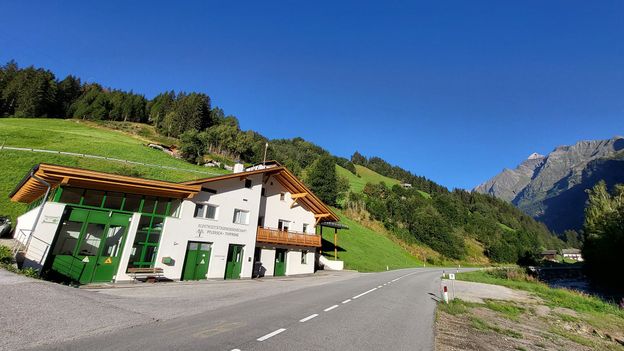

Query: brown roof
[[10, 164, 200, 203]]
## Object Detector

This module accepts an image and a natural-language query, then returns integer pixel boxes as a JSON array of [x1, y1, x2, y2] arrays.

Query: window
[[233, 209, 249, 225], [123, 194, 142, 212], [301, 250, 308, 264], [302, 223, 309, 233], [245, 179, 252, 188], [127, 215, 164, 269], [52, 220, 83, 255], [82, 190, 105, 207], [194, 203, 218, 220], [194, 204, 205, 218], [58, 187, 83, 204], [142, 196, 157, 214], [103, 192, 124, 210], [78, 223, 106, 256], [278, 220, 290, 232], [280, 192, 285, 201]]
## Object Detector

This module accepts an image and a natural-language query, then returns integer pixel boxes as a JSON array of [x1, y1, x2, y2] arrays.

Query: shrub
[[0, 245, 13, 264]]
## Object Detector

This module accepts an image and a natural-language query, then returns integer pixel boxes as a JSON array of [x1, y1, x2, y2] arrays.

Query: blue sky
[[1, 1, 623, 189]]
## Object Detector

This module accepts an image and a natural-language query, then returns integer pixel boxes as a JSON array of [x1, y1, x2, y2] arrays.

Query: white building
[[9, 162, 340, 284]]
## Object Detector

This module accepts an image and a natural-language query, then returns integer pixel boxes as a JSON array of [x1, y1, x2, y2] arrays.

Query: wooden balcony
[[256, 227, 321, 247]]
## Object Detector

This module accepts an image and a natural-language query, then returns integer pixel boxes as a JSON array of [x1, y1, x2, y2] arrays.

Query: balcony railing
[[256, 227, 321, 247]]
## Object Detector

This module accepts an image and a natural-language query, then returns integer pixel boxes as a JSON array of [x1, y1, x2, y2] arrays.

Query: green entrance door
[[50, 208, 130, 284], [274, 249, 287, 276], [181, 241, 212, 280], [224, 244, 244, 280]]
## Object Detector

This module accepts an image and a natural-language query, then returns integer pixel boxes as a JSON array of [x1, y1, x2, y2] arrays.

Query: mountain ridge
[[475, 136, 624, 233]]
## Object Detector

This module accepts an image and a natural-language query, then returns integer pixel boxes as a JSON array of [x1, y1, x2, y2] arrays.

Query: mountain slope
[[475, 136, 624, 232]]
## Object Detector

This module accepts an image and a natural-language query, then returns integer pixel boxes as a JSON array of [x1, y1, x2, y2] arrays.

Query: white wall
[[260, 176, 316, 234], [285, 249, 315, 275], [259, 248, 276, 276], [19, 202, 66, 271], [143, 174, 264, 280]]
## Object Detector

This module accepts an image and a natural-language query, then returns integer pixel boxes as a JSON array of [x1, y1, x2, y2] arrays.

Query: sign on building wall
[[196, 223, 247, 238]]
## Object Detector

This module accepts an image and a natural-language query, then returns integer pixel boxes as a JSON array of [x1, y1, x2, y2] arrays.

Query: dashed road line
[[299, 314, 319, 322], [353, 287, 377, 299], [324, 304, 339, 312], [342, 299, 351, 304], [257, 328, 286, 341]]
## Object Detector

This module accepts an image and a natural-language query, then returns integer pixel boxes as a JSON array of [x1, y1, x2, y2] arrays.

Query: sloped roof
[[181, 164, 339, 222], [10, 163, 339, 223], [10, 164, 200, 203]]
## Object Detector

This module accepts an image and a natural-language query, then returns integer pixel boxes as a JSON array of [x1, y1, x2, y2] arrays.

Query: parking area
[[0, 269, 360, 351]]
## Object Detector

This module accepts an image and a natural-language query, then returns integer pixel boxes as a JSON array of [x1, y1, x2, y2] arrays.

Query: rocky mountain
[[475, 136, 624, 233]]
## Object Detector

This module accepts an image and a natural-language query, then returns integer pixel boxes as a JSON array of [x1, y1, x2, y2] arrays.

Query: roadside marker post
[[449, 273, 456, 301], [442, 286, 449, 304]]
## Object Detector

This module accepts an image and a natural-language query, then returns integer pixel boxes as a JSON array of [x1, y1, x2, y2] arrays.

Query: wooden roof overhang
[[181, 166, 339, 223], [10, 164, 201, 204]]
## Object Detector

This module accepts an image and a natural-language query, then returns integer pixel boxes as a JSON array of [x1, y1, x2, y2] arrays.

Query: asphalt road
[[34, 268, 460, 351]]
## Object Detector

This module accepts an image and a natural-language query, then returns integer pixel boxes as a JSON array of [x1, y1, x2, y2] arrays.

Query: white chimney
[[233, 162, 245, 174]]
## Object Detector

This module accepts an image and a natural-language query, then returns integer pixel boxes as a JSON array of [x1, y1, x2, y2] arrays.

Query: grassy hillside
[[320, 208, 423, 271], [0, 118, 228, 222], [336, 164, 401, 193]]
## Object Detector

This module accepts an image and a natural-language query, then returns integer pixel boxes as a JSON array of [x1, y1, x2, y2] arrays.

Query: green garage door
[[224, 244, 244, 280], [181, 241, 212, 281], [50, 208, 130, 284], [274, 249, 287, 276]]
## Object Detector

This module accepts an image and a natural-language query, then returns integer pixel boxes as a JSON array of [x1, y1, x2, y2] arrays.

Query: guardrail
[[0, 145, 223, 176]]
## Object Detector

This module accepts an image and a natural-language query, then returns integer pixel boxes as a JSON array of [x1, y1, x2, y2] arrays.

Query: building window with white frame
[[194, 203, 218, 220], [280, 192, 285, 201], [302, 223, 309, 233], [233, 209, 250, 225]]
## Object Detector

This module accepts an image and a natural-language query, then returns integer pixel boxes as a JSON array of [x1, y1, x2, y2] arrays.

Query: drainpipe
[[25, 172, 51, 251]]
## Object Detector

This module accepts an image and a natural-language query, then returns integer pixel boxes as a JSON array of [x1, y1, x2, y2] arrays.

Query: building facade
[[10, 162, 339, 284]]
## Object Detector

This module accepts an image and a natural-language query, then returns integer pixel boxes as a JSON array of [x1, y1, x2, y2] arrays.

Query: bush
[[0, 245, 13, 264], [21, 267, 39, 278]]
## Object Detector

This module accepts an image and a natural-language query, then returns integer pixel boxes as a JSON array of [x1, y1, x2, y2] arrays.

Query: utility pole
[[263, 142, 268, 166]]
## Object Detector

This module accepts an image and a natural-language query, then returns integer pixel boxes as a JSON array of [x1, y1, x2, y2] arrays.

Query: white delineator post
[[442, 285, 449, 304]]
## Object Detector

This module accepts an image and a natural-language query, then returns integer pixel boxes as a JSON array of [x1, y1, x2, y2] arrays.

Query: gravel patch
[[441, 279, 535, 303]]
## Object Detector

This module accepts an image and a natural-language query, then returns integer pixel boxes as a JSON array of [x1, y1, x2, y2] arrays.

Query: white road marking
[[299, 314, 319, 322], [324, 304, 339, 312], [231, 349, 241, 351], [342, 299, 351, 304], [378, 285, 383, 288], [257, 328, 286, 341], [353, 287, 377, 299]]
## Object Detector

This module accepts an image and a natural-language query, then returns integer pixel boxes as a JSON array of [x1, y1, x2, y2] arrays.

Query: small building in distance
[[561, 248, 583, 261], [540, 250, 557, 261]]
